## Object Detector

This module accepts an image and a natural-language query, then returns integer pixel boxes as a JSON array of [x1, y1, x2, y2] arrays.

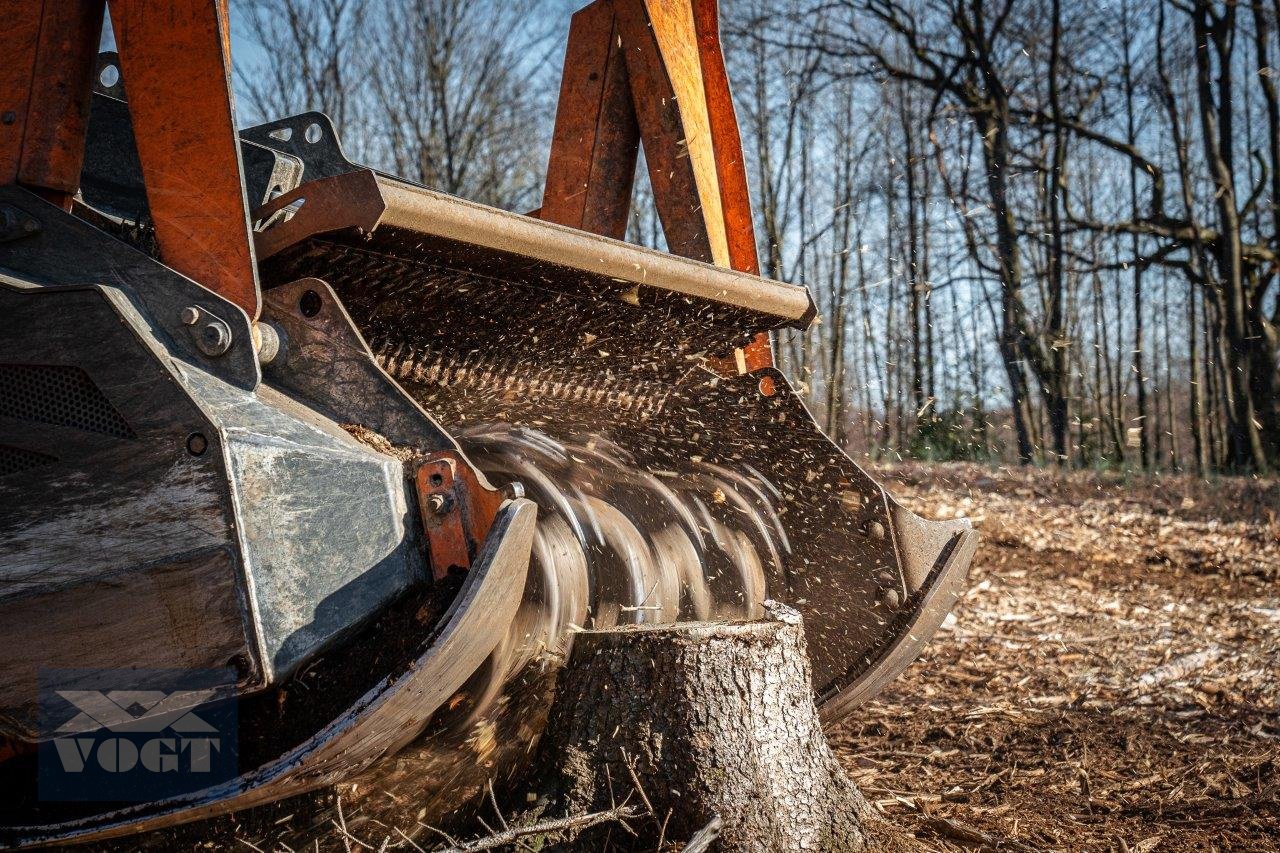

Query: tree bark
[[520, 605, 911, 852]]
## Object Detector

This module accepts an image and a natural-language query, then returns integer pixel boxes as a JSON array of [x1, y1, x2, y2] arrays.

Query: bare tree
[[237, 0, 1280, 474], [237, 0, 371, 150]]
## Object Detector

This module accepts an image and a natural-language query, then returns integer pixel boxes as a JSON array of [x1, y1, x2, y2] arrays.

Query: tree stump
[[522, 603, 913, 852]]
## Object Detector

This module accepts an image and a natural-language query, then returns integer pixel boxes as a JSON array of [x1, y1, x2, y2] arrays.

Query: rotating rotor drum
[[250, 157, 979, 720]]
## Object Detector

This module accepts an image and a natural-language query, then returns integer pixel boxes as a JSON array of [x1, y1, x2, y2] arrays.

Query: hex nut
[[197, 320, 232, 356], [427, 493, 454, 515]]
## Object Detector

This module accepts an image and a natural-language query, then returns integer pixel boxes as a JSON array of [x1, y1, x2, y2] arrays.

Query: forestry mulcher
[[0, 0, 976, 845]]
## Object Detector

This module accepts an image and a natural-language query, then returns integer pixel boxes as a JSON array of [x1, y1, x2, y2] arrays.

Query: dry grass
[[832, 462, 1280, 852]]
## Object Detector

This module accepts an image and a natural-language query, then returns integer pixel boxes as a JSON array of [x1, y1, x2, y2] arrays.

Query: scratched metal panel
[[198, 378, 426, 682], [0, 203, 430, 725], [0, 285, 249, 740], [0, 547, 244, 741]]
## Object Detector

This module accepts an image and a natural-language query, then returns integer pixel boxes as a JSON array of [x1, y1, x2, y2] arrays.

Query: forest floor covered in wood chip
[[830, 463, 1280, 852]]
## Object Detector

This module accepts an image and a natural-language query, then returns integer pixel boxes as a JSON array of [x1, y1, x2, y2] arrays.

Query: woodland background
[[227, 0, 1280, 476]]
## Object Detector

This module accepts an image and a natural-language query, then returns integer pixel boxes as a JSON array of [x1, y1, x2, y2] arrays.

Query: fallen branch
[[680, 816, 723, 853], [436, 805, 639, 853]]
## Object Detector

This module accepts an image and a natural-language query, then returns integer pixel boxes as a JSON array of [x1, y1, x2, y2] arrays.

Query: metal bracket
[[260, 278, 454, 450], [0, 186, 260, 391], [240, 111, 362, 181], [251, 169, 386, 260], [414, 451, 511, 580]]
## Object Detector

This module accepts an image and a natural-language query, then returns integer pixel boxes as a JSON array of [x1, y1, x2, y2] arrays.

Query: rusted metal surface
[[109, 0, 261, 317], [252, 169, 387, 259], [0, 2, 43, 190], [415, 451, 508, 580], [538, 0, 742, 264], [539, 0, 640, 239], [538, 0, 776, 372], [688, 0, 774, 372], [5, 500, 534, 848], [0, 0, 104, 209], [3, 1, 105, 210], [613, 0, 726, 264], [690, 0, 757, 277]]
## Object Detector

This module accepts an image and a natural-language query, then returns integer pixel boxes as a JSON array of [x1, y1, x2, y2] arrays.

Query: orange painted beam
[[0, 0, 104, 210], [690, 0, 758, 277], [17, 0, 105, 209], [542, 0, 774, 371], [612, 0, 726, 265], [540, 0, 640, 240], [111, 0, 261, 318], [689, 0, 772, 370], [0, 2, 44, 188]]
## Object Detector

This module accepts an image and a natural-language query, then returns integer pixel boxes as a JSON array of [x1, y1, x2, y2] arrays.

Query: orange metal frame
[[0, 0, 260, 318], [539, 0, 774, 372]]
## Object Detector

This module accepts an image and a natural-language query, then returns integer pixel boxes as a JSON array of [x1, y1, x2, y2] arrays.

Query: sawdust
[[831, 462, 1280, 852]]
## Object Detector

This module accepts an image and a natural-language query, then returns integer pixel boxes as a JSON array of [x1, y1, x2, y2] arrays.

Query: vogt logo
[[38, 669, 237, 802], [52, 688, 223, 773]]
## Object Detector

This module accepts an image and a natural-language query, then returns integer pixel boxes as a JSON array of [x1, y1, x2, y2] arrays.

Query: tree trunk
[[521, 605, 911, 852]]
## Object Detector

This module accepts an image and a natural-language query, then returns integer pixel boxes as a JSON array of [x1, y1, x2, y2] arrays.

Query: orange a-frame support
[[0, 0, 261, 318], [539, 0, 774, 373]]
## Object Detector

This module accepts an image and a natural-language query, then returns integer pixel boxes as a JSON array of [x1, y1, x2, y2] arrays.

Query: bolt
[[196, 320, 232, 357], [225, 653, 252, 680], [0, 205, 39, 242], [255, 322, 283, 364], [180, 305, 202, 326], [867, 521, 886, 540]]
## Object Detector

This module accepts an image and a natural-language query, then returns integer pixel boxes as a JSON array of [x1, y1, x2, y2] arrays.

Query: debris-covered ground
[[831, 463, 1280, 852]]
